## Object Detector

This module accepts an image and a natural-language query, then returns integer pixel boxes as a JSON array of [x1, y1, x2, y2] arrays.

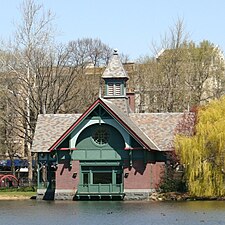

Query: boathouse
[[32, 50, 186, 200]]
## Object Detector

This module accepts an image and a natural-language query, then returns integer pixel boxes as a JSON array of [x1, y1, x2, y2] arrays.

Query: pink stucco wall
[[124, 160, 165, 190], [56, 160, 80, 190], [55, 159, 165, 191]]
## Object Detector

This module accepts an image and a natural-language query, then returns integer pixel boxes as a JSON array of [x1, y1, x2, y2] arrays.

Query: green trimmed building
[[32, 50, 187, 200]]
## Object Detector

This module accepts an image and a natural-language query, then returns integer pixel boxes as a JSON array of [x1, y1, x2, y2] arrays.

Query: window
[[108, 83, 114, 96], [115, 83, 121, 95], [93, 172, 112, 184], [92, 127, 109, 145], [83, 173, 89, 185], [80, 166, 123, 186], [116, 173, 122, 184], [107, 82, 121, 96]]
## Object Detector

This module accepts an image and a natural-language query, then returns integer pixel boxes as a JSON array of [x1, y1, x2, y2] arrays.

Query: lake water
[[0, 200, 225, 225]]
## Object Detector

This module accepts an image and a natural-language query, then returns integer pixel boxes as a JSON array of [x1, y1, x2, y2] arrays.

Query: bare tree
[[0, 1, 119, 183], [67, 38, 112, 67], [135, 19, 190, 112], [65, 38, 115, 112], [0, 0, 80, 182], [185, 40, 225, 104], [135, 19, 225, 113]]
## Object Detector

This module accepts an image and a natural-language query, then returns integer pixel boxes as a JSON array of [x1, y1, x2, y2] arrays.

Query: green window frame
[[80, 166, 123, 185]]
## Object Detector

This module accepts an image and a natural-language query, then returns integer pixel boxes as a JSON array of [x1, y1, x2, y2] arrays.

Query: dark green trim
[[80, 161, 122, 166], [77, 163, 124, 195]]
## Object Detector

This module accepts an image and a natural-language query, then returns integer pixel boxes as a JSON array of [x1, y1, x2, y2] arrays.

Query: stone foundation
[[36, 189, 158, 201], [124, 192, 150, 200], [124, 189, 156, 200], [54, 192, 75, 200], [37, 189, 76, 200]]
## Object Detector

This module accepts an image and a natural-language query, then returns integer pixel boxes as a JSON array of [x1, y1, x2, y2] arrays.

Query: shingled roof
[[31, 97, 188, 153], [32, 114, 81, 153], [102, 49, 129, 79], [129, 113, 185, 151]]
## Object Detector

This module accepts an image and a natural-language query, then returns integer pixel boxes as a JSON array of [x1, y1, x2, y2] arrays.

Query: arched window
[[92, 127, 110, 145]]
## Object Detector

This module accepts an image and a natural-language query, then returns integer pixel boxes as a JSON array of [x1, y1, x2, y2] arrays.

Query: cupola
[[102, 49, 129, 98]]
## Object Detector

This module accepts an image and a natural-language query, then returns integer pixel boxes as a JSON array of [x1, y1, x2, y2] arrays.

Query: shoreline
[[150, 192, 225, 201], [0, 191, 224, 201], [0, 196, 32, 200], [0, 192, 36, 200]]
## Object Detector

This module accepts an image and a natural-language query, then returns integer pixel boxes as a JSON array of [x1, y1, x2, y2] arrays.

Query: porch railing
[[77, 183, 123, 194]]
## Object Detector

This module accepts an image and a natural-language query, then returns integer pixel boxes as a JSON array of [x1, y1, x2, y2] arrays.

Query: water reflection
[[0, 200, 224, 225]]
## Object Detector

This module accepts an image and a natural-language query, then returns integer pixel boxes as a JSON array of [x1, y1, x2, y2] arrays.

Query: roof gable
[[31, 99, 191, 153], [100, 98, 159, 150], [48, 99, 101, 151], [46, 98, 158, 152]]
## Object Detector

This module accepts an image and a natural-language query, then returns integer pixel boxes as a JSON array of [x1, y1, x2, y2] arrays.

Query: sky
[[0, 0, 224, 60]]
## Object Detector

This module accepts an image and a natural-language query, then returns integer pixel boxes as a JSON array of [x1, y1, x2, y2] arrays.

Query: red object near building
[[0, 174, 19, 187]]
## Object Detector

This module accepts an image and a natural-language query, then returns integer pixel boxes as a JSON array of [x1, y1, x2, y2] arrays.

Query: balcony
[[76, 183, 124, 199]]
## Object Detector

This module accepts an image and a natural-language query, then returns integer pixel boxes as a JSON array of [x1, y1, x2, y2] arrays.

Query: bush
[[159, 163, 187, 193], [159, 176, 187, 193], [0, 186, 36, 192]]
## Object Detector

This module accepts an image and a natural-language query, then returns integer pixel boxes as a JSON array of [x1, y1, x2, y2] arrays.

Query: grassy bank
[[0, 191, 35, 197], [0, 187, 36, 200], [0, 192, 36, 200]]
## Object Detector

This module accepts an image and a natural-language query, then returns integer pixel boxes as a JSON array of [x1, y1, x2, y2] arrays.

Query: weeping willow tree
[[175, 96, 225, 197]]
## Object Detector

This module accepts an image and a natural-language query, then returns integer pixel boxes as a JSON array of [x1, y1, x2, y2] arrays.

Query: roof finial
[[113, 49, 118, 55], [102, 48, 129, 79]]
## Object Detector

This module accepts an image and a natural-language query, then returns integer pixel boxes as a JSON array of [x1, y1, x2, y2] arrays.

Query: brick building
[[32, 50, 188, 200]]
